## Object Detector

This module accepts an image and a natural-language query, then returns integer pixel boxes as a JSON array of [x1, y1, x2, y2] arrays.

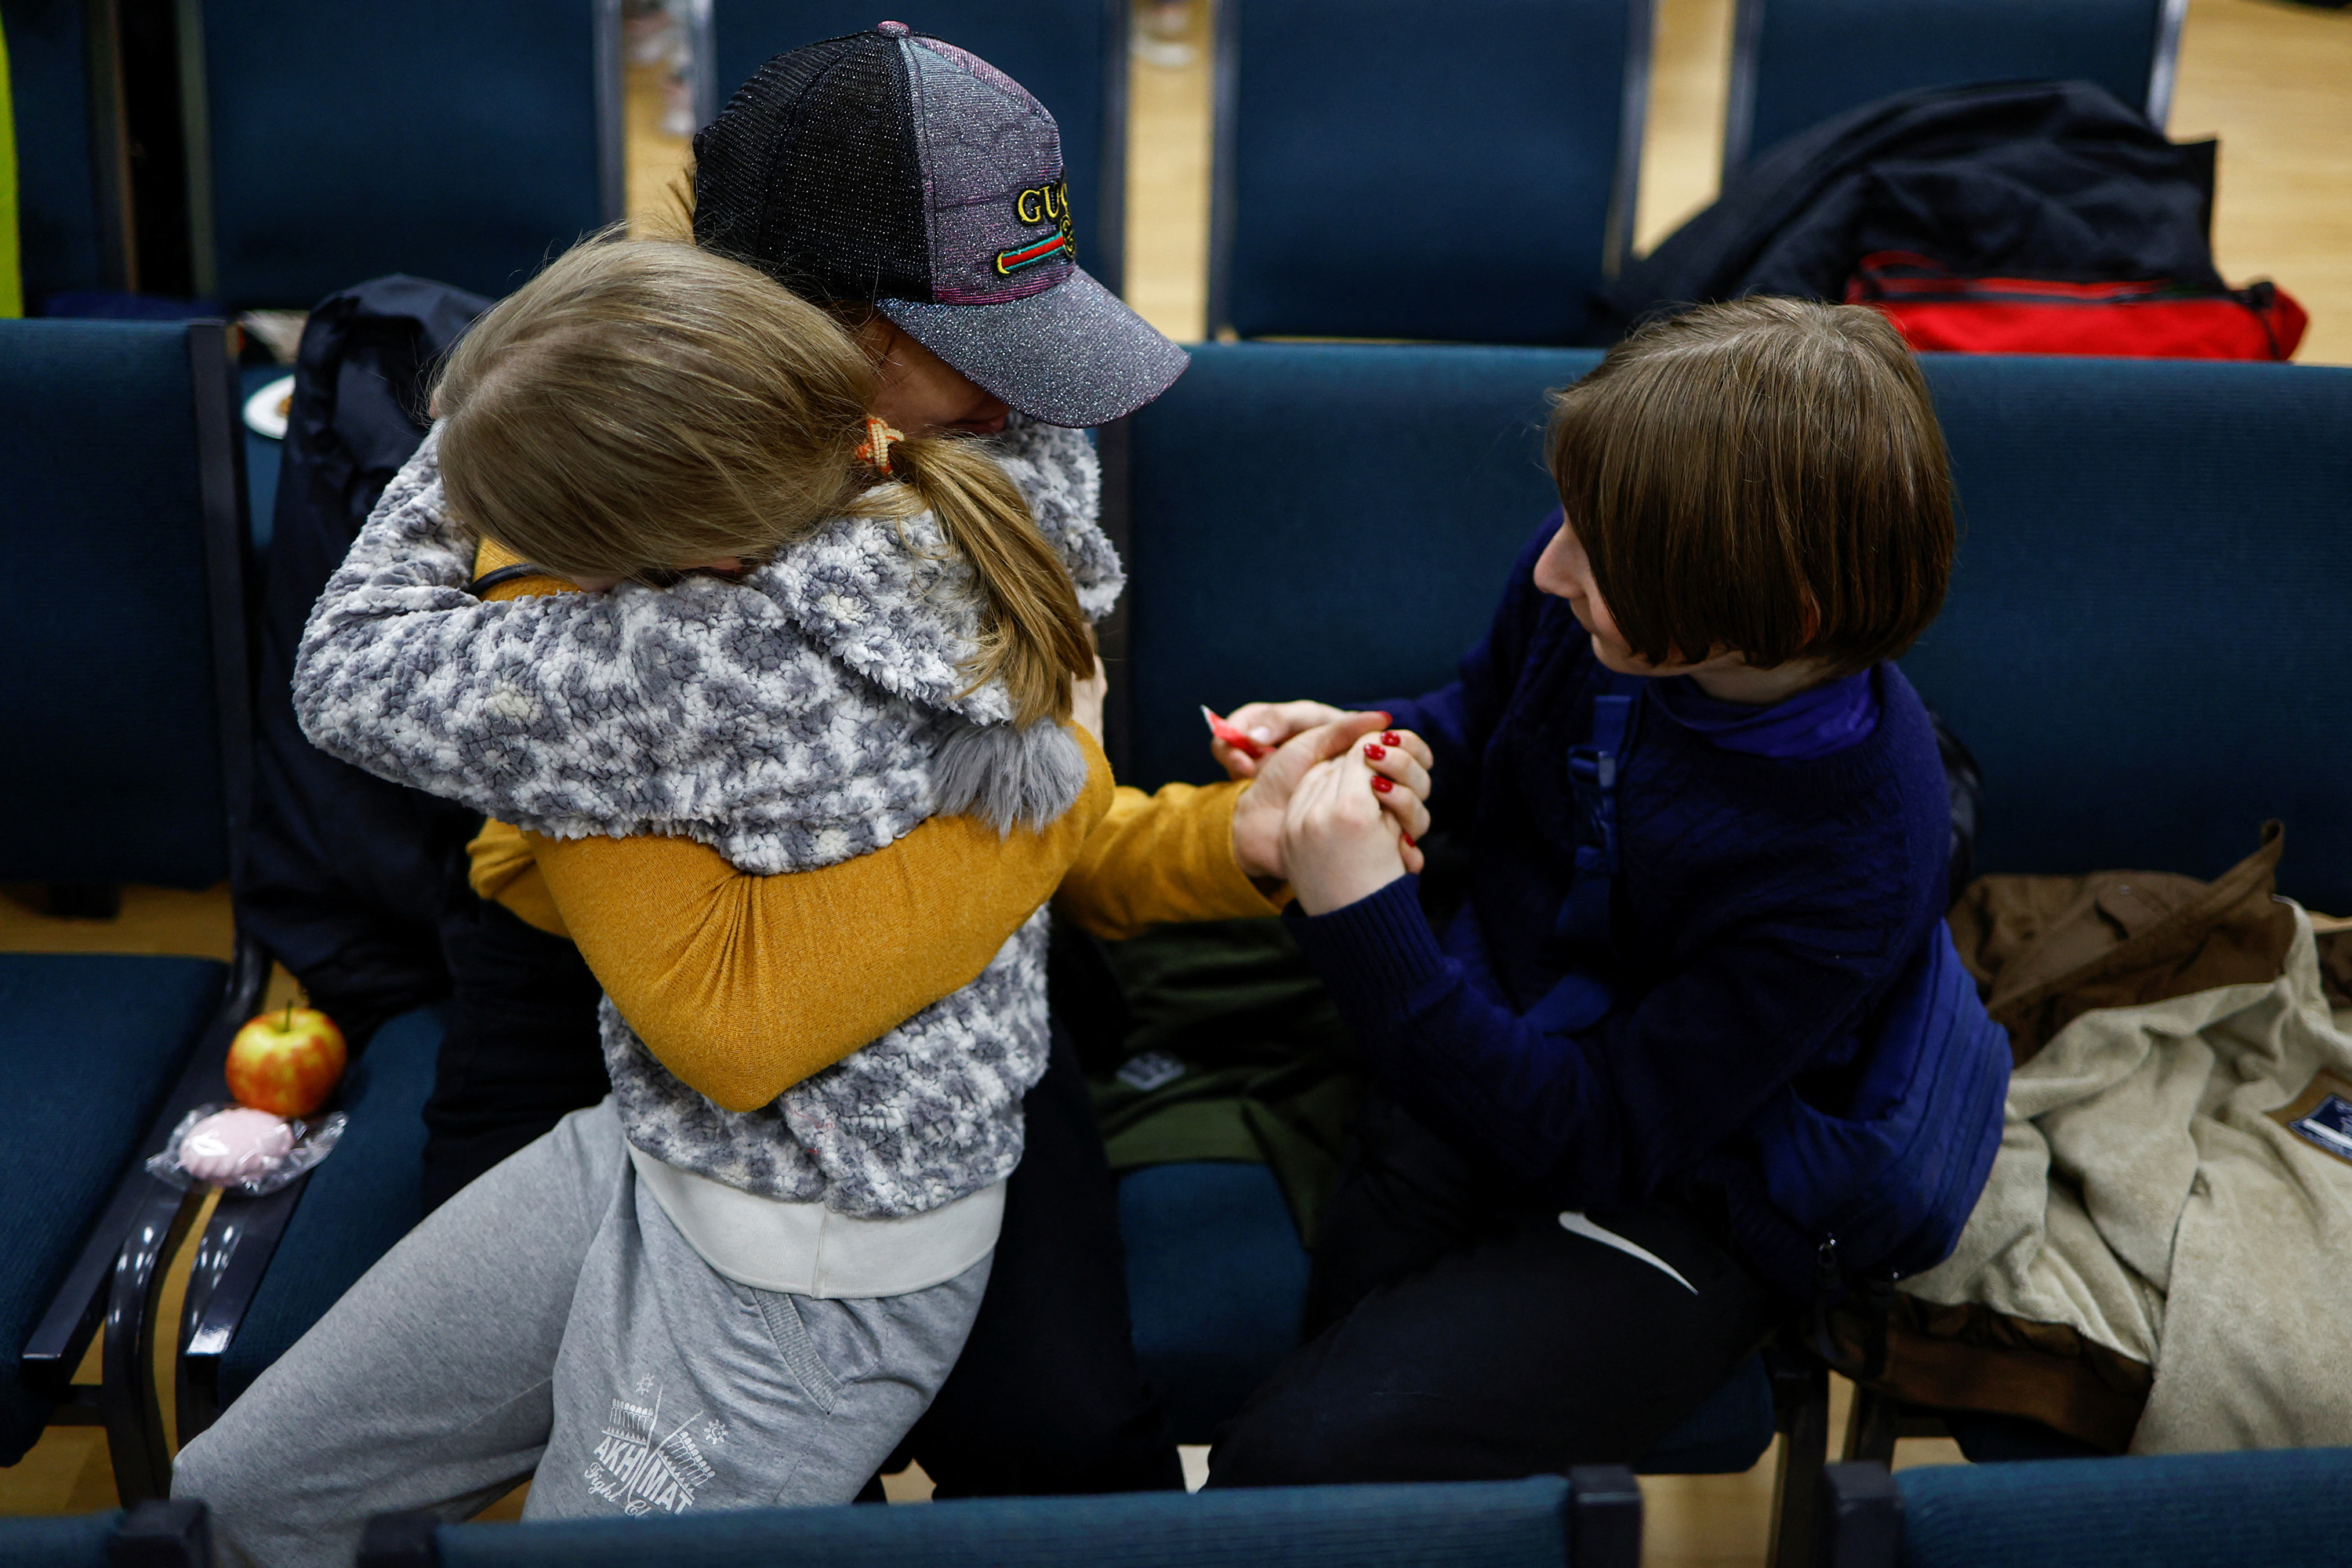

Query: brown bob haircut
[[1546, 296, 1955, 673]]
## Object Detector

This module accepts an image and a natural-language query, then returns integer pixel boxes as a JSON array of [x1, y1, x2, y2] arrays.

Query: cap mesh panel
[[693, 34, 931, 305]]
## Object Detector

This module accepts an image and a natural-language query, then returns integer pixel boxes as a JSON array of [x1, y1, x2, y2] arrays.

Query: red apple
[[226, 1004, 347, 1117]]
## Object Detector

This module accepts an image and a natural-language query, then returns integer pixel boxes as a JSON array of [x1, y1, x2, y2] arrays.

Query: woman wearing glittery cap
[[456, 23, 1224, 1502]]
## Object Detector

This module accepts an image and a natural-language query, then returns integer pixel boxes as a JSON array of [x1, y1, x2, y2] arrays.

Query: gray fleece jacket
[[293, 416, 1121, 1218]]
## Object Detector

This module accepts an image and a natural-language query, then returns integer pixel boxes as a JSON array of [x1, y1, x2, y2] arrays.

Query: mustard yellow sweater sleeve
[[1054, 780, 1288, 941]]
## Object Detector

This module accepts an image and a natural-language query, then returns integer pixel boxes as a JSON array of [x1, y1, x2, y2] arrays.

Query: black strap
[[467, 561, 557, 597]]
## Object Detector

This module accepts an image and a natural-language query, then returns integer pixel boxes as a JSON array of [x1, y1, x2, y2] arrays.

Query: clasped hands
[[1219, 701, 1433, 917]]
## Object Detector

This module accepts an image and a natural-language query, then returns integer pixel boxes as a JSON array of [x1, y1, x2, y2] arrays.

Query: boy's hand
[[1232, 717, 1432, 884], [1282, 753, 1413, 916], [1211, 700, 1356, 779]]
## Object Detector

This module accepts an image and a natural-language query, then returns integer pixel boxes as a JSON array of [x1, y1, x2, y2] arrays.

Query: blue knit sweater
[[1288, 518, 1953, 1296]]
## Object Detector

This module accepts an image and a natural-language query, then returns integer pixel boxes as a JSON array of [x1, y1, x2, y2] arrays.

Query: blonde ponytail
[[891, 434, 1094, 727]]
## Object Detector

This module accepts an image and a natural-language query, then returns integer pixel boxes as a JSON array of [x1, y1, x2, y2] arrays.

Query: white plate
[[244, 373, 296, 440]]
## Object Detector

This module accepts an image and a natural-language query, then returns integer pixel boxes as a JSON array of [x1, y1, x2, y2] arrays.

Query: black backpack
[[234, 276, 489, 1046]]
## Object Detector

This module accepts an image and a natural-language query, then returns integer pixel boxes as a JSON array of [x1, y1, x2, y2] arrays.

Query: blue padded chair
[[184, 0, 623, 310], [1817, 1450, 2352, 1568], [0, 0, 130, 307], [1120, 1163, 1312, 1443], [706, 1, 1129, 292], [1721, 0, 2187, 176], [358, 1472, 1641, 1568], [1901, 354, 2352, 916], [1, 318, 265, 1503], [0, 1500, 211, 1568], [1207, 0, 1653, 344], [1118, 342, 1597, 789]]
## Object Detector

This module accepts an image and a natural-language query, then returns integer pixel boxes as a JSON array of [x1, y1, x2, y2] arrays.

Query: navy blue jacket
[[1288, 521, 1955, 1296]]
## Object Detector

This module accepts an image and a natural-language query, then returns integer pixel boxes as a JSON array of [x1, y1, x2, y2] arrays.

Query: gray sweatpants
[[172, 1100, 989, 1568]]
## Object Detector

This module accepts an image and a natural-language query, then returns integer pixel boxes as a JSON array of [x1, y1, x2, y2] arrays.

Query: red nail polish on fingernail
[[1403, 832, 1416, 848], [1371, 775, 1394, 793], [1382, 731, 1401, 746], [1363, 742, 1387, 760]]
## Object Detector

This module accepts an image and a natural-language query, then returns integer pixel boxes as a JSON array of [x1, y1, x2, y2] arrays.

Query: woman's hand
[[1071, 655, 1108, 744], [1281, 752, 1415, 915], [1211, 699, 1356, 779], [1231, 718, 1432, 884]]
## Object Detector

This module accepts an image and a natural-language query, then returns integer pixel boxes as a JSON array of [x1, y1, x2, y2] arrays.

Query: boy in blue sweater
[[1208, 298, 1972, 1483]]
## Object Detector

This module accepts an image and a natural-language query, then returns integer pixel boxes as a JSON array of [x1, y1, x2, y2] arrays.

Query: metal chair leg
[[1842, 1382, 1902, 1465], [1766, 1354, 1830, 1568], [1817, 1461, 1903, 1568]]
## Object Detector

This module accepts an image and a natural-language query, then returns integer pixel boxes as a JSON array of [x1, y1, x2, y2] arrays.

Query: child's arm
[[465, 552, 1296, 1105], [486, 738, 1428, 1104], [1276, 756, 1921, 1213], [523, 744, 1118, 1110], [292, 430, 872, 842], [492, 746, 1287, 1109], [1054, 710, 1428, 939]]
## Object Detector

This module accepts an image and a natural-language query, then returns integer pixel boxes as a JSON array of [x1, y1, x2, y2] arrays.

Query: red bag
[[1846, 252, 2307, 361]]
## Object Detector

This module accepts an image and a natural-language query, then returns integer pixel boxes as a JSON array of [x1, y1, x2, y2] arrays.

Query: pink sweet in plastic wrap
[[178, 1107, 296, 1185]]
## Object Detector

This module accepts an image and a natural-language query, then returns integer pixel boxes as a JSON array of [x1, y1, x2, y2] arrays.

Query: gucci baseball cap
[[693, 21, 1187, 427]]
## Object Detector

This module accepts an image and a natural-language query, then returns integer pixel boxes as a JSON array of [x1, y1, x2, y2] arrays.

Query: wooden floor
[[5, 0, 2344, 1548]]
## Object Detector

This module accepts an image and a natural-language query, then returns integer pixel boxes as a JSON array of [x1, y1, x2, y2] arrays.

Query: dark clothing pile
[[1592, 79, 2223, 341]]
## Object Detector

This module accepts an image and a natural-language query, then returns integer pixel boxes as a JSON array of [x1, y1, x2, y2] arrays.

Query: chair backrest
[[187, 0, 623, 310], [406, 1477, 1577, 1567], [1, 0, 129, 306], [1207, 0, 1652, 344], [708, 1, 1127, 292], [0, 1510, 119, 1568], [1120, 343, 2352, 912], [1120, 342, 1595, 789], [1903, 354, 2352, 913], [0, 318, 250, 887], [1722, 0, 2187, 176], [1822, 1449, 2352, 1568]]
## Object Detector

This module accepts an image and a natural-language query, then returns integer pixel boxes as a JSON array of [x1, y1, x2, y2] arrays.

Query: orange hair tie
[[856, 415, 906, 477]]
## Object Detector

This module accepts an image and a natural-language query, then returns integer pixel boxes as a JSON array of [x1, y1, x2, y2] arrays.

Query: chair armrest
[[1818, 1461, 1903, 1568], [357, 1511, 441, 1568], [114, 1498, 213, 1568], [174, 1174, 314, 1444], [1765, 1334, 1833, 1568], [1568, 1465, 1643, 1568]]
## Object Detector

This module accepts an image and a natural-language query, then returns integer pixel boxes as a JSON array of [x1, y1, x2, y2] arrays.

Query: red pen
[[1201, 705, 1269, 759]]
